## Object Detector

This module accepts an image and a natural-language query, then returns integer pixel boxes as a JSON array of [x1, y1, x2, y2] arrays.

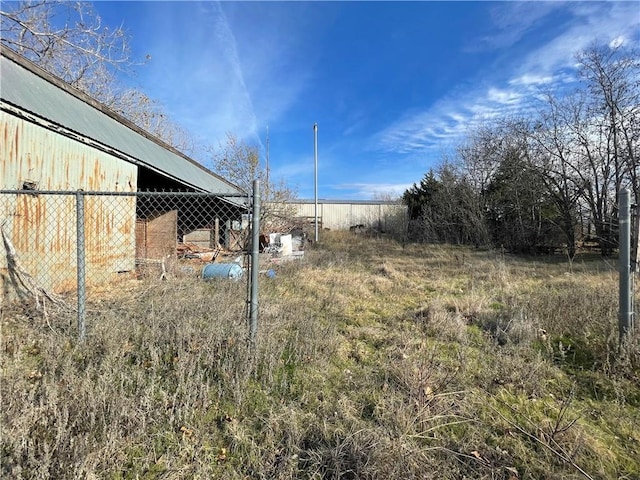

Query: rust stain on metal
[[14, 121, 19, 158], [2, 114, 138, 292]]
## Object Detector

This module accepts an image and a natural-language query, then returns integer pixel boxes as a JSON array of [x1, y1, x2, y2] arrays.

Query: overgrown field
[[2, 231, 639, 479]]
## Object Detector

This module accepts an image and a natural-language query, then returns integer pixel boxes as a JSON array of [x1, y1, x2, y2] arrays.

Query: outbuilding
[[285, 199, 407, 232], [0, 47, 246, 297]]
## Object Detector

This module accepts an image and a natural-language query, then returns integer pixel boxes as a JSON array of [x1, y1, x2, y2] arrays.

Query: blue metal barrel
[[201, 263, 244, 281]]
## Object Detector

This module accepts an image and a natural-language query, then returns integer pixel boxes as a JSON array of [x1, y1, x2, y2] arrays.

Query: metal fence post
[[619, 188, 633, 340], [76, 191, 86, 342], [633, 202, 640, 274], [249, 180, 260, 343]]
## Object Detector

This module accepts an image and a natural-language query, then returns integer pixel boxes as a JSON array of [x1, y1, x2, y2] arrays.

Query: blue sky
[[94, 1, 640, 199]]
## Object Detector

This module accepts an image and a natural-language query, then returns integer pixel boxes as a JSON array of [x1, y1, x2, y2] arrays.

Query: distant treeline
[[403, 44, 639, 259]]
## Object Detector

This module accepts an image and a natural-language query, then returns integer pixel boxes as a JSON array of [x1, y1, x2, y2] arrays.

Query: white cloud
[[470, 1, 564, 51], [371, 1, 640, 158], [518, 2, 639, 74], [133, 1, 314, 155], [509, 74, 554, 87], [609, 35, 626, 49], [134, 2, 259, 148], [373, 84, 525, 156], [332, 182, 411, 200], [487, 88, 522, 105]]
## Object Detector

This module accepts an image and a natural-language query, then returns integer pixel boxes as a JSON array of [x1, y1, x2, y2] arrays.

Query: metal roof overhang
[[0, 47, 245, 198]]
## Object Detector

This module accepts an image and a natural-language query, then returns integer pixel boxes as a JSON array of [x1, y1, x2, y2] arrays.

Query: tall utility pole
[[313, 123, 319, 243], [265, 125, 270, 193]]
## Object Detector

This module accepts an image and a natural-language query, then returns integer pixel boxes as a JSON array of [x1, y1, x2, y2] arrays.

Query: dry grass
[[1, 230, 639, 479]]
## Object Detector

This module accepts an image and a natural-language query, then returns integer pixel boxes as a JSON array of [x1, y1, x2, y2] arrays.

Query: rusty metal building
[[0, 47, 245, 296]]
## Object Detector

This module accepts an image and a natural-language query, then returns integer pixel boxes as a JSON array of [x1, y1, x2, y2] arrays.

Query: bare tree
[[211, 133, 298, 231], [1, 1, 131, 99], [576, 43, 640, 260], [457, 124, 505, 195], [1, 1, 197, 155], [211, 133, 261, 195], [525, 94, 588, 258], [521, 44, 639, 258]]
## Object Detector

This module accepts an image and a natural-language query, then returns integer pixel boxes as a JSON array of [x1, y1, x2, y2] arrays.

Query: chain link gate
[[0, 188, 259, 340]]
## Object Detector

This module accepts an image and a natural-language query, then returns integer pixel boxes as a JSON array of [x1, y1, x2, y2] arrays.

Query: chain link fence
[[0, 189, 258, 339]]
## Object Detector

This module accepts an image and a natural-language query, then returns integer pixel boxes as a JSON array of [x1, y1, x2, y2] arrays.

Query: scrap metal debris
[[177, 242, 223, 262]]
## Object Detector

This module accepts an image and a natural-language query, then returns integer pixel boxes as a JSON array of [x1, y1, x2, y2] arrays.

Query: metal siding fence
[[0, 190, 255, 340], [286, 201, 407, 231]]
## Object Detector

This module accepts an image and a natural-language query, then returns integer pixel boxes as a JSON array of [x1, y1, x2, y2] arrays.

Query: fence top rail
[[0, 190, 250, 198]]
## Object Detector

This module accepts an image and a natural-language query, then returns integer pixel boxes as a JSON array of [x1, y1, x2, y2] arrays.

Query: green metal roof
[[0, 48, 244, 196]]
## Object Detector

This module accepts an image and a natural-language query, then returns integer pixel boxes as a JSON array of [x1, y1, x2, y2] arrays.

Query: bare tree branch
[[1, 1, 197, 155]]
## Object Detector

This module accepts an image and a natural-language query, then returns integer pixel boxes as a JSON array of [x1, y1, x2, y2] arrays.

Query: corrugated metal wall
[[1, 113, 138, 294], [287, 201, 407, 231], [1, 112, 137, 191]]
